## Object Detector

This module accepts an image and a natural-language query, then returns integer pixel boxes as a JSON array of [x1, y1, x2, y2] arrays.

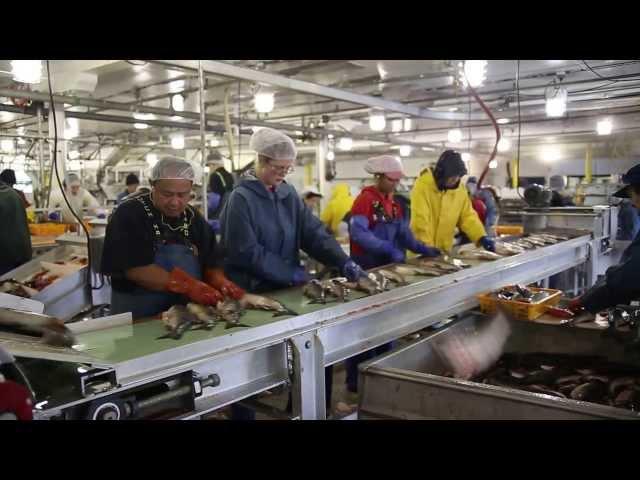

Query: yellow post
[[584, 144, 593, 184], [511, 156, 519, 189], [305, 163, 313, 187]]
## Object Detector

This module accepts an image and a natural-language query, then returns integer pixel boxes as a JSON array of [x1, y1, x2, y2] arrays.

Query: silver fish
[[160, 305, 198, 339], [186, 303, 217, 330], [321, 278, 350, 302], [371, 271, 390, 291], [377, 268, 408, 286], [303, 279, 326, 304], [345, 273, 383, 295], [0, 307, 75, 347], [216, 299, 251, 329], [239, 293, 298, 317]]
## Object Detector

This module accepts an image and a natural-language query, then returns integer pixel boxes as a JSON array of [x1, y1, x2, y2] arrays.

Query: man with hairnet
[[101, 156, 244, 319], [220, 128, 366, 418], [48, 173, 100, 223], [549, 174, 575, 207], [410, 150, 495, 253]]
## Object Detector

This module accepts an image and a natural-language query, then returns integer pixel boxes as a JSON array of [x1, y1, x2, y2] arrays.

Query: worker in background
[[345, 155, 440, 396], [48, 173, 100, 223], [116, 173, 140, 204], [0, 347, 33, 420], [410, 150, 495, 253], [466, 176, 499, 236], [569, 165, 640, 315], [320, 183, 354, 238], [618, 198, 640, 241], [301, 187, 323, 213], [101, 157, 244, 319], [207, 153, 235, 233], [220, 127, 366, 418], [0, 179, 32, 275], [0, 169, 30, 209], [549, 174, 575, 207]]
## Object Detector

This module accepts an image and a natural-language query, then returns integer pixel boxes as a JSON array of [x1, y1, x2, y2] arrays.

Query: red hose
[[466, 83, 500, 189]]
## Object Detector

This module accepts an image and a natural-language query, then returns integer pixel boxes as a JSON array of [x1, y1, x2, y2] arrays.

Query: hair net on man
[[364, 155, 405, 180], [249, 127, 297, 161], [66, 173, 81, 187], [150, 156, 195, 182]]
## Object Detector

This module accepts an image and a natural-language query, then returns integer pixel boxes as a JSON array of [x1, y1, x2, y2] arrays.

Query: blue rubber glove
[[415, 243, 441, 258], [207, 219, 220, 233], [207, 192, 221, 213], [292, 267, 311, 286], [479, 236, 496, 252], [48, 212, 60, 221], [342, 260, 365, 282], [389, 248, 405, 264]]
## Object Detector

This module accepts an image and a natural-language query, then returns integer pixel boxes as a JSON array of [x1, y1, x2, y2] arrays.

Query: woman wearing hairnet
[[101, 157, 244, 319], [220, 128, 366, 418], [344, 155, 440, 395]]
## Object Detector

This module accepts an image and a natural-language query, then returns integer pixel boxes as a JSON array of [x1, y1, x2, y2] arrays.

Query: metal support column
[[316, 137, 327, 211], [37, 105, 46, 208], [48, 104, 66, 189], [290, 332, 326, 420], [198, 61, 208, 221]]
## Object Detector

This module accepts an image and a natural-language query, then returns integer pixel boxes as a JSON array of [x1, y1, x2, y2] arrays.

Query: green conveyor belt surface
[[72, 269, 463, 365]]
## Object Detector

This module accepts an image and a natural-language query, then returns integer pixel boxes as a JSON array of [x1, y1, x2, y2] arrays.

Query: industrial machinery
[[0, 233, 599, 420]]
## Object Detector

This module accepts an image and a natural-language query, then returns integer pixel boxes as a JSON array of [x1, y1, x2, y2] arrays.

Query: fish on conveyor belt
[[0, 280, 39, 298], [186, 303, 218, 330], [456, 248, 504, 261], [494, 241, 526, 256], [216, 299, 251, 329], [321, 278, 350, 302], [512, 239, 536, 250], [160, 305, 198, 340], [570, 381, 608, 403], [522, 236, 546, 247], [440, 255, 470, 269], [303, 279, 327, 304], [370, 271, 390, 291], [0, 307, 76, 347], [407, 256, 461, 272], [345, 273, 383, 296], [394, 265, 442, 277], [377, 268, 408, 286], [239, 293, 298, 317]]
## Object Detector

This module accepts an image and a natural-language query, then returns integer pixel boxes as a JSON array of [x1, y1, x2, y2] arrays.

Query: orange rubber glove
[[166, 267, 224, 306], [204, 268, 245, 300]]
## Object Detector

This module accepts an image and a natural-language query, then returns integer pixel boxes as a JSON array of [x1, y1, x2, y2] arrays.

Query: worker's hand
[[166, 267, 224, 306], [415, 243, 441, 258], [568, 297, 586, 315], [207, 219, 220, 233], [292, 267, 311, 286], [204, 268, 245, 300], [389, 248, 405, 264], [48, 212, 60, 221], [342, 260, 366, 282], [479, 236, 496, 252], [0, 377, 33, 420]]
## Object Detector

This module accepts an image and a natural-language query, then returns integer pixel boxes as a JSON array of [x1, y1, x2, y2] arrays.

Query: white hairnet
[[65, 173, 81, 187], [249, 127, 297, 161], [364, 155, 405, 176], [150, 156, 195, 182]]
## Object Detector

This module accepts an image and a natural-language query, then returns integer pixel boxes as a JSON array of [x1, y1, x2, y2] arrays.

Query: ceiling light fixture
[[326, 151, 335, 161], [338, 137, 353, 151], [447, 128, 463, 143], [369, 113, 386, 132], [146, 152, 159, 168], [403, 118, 413, 131], [489, 159, 498, 169], [171, 133, 185, 150], [459, 60, 488, 88], [391, 119, 403, 133], [171, 94, 184, 112], [65, 118, 79, 139], [254, 92, 274, 113], [497, 118, 510, 124], [168, 80, 185, 93], [399, 145, 412, 157], [497, 137, 511, 152], [545, 85, 568, 118], [596, 118, 613, 136], [11, 60, 42, 84]]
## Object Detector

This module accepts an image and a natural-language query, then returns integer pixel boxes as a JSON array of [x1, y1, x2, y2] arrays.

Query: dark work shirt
[[101, 192, 222, 292]]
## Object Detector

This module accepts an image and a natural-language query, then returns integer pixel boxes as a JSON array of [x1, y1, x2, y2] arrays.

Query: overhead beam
[[153, 60, 487, 122]]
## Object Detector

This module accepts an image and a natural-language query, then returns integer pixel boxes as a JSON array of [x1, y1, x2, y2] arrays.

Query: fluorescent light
[[254, 92, 274, 113], [171, 94, 184, 112], [170, 116, 181, 121], [327, 134, 334, 139], [421, 146, 435, 152], [497, 137, 511, 152], [134, 123, 149, 130], [447, 128, 463, 143], [399, 145, 412, 157], [326, 151, 335, 161], [489, 159, 498, 169], [391, 119, 403, 133], [171, 133, 185, 150], [597, 118, 613, 136], [11, 60, 42, 84], [403, 118, 413, 131], [497, 118, 510, 124], [545, 86, 567, 118], [541, 145, 561, 163], [168, 80, 185, 93], [1, 139, 14, 152], [338, 137, 353, 151], [133, 112, 156, 121], [369, 113, 386, 131], [461, 152, 471, 162], [146, 153, 159, 168], [210, 138, 220, 148], [460, 60, 487, 88], [68, 150, 80, 160]]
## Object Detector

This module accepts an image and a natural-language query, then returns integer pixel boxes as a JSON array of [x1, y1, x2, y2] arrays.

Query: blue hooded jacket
[[220, 176, 350, 293]]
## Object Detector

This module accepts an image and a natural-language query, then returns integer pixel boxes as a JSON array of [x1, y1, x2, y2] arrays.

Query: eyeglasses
[[267, 162, 295, 175]]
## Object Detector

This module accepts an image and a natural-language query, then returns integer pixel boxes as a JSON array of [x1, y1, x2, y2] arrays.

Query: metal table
[[27, 234, 594, 420]]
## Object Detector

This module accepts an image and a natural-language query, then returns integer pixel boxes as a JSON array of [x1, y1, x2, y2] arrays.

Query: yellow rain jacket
[[410, 168, 486, 252], [320, 183, 354, 235]]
